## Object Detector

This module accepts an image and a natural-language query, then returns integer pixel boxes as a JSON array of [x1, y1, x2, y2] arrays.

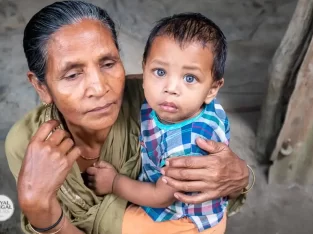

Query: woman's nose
[[85, 69, 109, 98]]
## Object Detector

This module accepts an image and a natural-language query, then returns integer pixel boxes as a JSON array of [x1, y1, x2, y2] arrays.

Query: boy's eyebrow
[[149, 59, 169, 66], [182, 65, 201, 71], [183, 65, 206, 78], [149, 60, 204, 73]]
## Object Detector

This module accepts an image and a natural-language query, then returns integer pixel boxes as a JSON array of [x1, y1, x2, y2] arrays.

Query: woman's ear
[[204, 78, 224, 104], [27, 71, 53, 104]]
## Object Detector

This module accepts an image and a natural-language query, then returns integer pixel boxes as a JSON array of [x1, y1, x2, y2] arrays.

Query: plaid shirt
[[138, 99, 230, 232]]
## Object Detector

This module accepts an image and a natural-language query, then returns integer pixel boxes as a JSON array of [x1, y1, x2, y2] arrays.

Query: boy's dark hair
[[143, 13, 227, 81]]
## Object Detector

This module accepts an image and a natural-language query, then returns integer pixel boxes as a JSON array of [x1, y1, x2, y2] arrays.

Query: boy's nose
[[164, 88, 178, 95], [164, 78, 180, 96]]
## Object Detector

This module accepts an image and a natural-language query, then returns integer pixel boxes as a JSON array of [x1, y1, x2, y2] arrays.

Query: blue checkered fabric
[[138, 99, 230, 232]]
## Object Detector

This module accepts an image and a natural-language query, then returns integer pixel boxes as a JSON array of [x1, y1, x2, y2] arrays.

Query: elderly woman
[[5, 1, 251, 234]]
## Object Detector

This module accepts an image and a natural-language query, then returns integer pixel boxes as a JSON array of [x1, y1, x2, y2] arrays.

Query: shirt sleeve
[[138, 135, 163, 183]]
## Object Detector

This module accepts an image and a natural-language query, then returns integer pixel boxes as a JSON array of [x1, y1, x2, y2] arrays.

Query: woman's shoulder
[[5, 105, 46, 180], [123, 75, 145, 116], [124, 75, 144, 103]]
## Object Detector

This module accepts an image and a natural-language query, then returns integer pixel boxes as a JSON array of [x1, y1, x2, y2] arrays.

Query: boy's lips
[[159, 102, 178, 113]]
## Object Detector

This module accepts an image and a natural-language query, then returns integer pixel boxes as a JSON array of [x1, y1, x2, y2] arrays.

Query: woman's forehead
[[46, 19, 118, 70]]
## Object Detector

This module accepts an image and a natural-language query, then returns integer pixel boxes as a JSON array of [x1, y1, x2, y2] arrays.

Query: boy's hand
[[86, 161, 118, 196]]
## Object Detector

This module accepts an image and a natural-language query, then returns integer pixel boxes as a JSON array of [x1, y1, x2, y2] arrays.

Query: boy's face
[[143, 36, 223, 123]]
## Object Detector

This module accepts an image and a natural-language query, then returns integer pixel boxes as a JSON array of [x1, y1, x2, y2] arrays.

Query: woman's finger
[[162, 168, 209, 181], [58, 137, 74, 154], [66, 146, 81, 165], [174, 191, 213, 204], [166, 156, 212, 169], [47, 129, 70, 146], [162, 176, 208, 192], [31, 120, 60, 142], [195, 138, 227, 154]]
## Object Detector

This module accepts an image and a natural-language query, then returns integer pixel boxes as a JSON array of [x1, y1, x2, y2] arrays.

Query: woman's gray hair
[[23, 1, 119, 82]]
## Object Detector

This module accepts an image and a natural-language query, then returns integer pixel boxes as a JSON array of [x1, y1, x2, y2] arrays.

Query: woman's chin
[[66, 111, 119, 132], [84, 115, 119, 131]]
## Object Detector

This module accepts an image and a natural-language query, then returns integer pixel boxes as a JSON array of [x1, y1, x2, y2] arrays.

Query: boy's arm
[[113, 174, 178, 208], [87, 159, 178, 208]]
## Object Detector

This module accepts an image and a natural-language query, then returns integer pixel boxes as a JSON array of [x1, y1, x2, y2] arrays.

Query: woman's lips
[[159, 102, 178, 113], [87, 103, 113, 114]]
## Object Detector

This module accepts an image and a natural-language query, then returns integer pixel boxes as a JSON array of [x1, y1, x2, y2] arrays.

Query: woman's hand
[[17, 120, 81, 210], [161, 138, 249, 204]]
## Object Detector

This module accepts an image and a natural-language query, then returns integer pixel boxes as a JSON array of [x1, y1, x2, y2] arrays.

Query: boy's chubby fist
[[86, 161, 118, 196]]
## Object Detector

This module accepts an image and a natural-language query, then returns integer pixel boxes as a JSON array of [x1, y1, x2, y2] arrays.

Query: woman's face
[[33, 19, 125, 131]]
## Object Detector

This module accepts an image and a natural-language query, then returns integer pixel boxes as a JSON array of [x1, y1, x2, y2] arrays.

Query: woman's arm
[[21, 197, 84, 234], [161, 138, 250, 204]]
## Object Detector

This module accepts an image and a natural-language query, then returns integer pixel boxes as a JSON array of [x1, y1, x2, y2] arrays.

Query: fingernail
[[160, 169, 165, 175], [174, 193, 179, 199], [197, 137, 205, 143], [162, 177, 168, 184], [165, 160, 169, 166]]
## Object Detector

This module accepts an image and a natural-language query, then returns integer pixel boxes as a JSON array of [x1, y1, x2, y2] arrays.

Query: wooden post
[[255, 0, 313, 163], [269, 33, 313, 185]]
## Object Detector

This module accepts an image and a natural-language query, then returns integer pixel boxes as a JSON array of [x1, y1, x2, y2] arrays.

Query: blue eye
[[184, 74, 196, 83], [154, 69, 166, 77]]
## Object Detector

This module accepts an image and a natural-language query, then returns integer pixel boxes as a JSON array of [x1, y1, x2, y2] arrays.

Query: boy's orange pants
[[122, 205, 227, 234]]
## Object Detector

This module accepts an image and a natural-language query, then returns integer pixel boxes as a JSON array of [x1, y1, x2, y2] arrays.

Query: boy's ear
[[204, 78, 224, 104], [141, 61, 146, 89], [27, 71, 53, 104]]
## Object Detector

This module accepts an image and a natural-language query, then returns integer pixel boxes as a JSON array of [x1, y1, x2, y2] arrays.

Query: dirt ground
[[1, 0, 313, 233]]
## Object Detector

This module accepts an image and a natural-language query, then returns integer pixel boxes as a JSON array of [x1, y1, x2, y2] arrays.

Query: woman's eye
[[184, 74, 196, 84], [65, 73, 79, 80], [153, 68, 166, 77], [102, 61, 115, 69]]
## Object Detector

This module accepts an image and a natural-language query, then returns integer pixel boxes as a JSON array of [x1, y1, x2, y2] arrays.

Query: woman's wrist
[[240, 164, 255, 194], [228, 161, 251, 199], [29, 209, 65, 234], [23, 196, 63, 232], [18, 183, 57, 211], [228, 190, 243, 199]]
